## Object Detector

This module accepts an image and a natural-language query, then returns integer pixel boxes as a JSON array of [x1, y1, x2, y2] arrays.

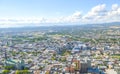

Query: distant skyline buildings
[[0, 0, 120, 28]]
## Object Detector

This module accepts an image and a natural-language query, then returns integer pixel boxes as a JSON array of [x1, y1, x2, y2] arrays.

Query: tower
[[3, 46, 8, 66]]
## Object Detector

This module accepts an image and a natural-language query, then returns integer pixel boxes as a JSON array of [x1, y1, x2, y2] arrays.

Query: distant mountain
[[91, 22, 120, 27], [0, 22, 120, 32]]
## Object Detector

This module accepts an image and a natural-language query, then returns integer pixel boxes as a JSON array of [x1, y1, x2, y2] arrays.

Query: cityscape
[[0, 0, 120, 74], [0, 24, 120, 74]]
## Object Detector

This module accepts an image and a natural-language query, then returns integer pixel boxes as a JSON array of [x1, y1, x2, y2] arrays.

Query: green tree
[[15, 70, 30, 74], [4, 65, 15, 70], [15, 70, 21, 74], [2, 70, 10, 74], [23, 70, 29, 74]]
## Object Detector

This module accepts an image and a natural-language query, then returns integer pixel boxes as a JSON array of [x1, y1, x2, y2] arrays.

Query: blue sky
[[0, 0, 120, 27]]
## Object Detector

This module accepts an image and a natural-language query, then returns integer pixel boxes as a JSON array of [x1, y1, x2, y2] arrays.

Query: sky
[[0, 0, 120, 28]]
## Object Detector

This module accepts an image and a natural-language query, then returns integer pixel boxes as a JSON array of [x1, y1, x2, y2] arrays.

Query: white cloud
[[83, 4, 107, 20], [61, 11, 82, 23], [112, 4, 119, 10], [0, 4, 120, 28], [104, 4, 120, 22], [71, 11, 82, 19], [91, 4, 106, 12], [82, 4, 120, 23]]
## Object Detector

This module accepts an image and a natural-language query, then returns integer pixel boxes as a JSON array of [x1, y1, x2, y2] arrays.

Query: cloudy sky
[[0, 0, 120, 28]]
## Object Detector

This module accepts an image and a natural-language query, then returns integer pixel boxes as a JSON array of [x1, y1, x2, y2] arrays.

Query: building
[[5, 59, 25, 70]]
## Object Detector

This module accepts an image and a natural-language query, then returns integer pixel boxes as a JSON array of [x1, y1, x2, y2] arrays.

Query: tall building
[[80, 63, 88, 73]]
